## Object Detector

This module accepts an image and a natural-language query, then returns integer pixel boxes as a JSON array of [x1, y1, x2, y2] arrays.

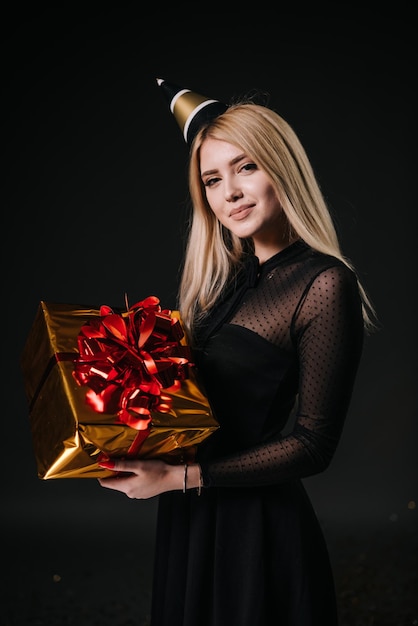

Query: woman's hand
[[97, 458, 202, 499]]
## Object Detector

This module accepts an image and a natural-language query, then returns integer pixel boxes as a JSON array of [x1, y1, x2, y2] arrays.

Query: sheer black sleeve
[[200, 263, 364, 487]]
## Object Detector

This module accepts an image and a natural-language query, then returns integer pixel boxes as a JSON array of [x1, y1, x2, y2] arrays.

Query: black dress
[[150, 240, 364, 626]]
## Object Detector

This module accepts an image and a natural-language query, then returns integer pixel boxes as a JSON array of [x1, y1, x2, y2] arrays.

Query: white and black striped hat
[[157, 78, 228, 147]]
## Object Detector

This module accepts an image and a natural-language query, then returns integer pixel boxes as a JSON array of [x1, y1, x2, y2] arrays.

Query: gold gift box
[[21, 301, 218, 479]]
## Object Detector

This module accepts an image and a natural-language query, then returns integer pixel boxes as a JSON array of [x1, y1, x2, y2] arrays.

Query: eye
[[203, 176, 220, 187], [239, 162, 257, 174]]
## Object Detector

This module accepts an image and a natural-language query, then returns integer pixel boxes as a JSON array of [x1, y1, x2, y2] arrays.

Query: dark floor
[[2, 497, 417, 626], [325, 521, 417, 626]]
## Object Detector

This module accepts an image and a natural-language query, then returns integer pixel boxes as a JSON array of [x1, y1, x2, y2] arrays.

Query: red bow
[[72, 296, 191, 433]]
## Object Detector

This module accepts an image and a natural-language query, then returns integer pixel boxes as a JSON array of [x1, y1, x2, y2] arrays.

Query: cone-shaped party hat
[[157, 78, 228, 147]]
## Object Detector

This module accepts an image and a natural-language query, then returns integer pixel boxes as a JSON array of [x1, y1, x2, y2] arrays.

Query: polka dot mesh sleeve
[[200, 260, 365, 487]]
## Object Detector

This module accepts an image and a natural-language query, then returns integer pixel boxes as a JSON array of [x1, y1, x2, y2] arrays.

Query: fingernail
[[98, 459, 115, 469]]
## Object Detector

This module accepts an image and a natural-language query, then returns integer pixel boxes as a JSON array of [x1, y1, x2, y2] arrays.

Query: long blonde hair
[[178, 103, 376, 337]]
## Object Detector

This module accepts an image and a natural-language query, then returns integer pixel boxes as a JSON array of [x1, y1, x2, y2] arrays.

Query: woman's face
[[199, 137, 287, 259]]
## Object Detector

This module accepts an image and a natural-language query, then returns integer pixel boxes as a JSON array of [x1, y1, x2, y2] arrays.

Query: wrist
[[182, 463, 203, 494]]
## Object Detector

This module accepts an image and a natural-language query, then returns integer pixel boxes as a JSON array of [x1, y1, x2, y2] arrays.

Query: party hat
[[157, 78, 228, 147]]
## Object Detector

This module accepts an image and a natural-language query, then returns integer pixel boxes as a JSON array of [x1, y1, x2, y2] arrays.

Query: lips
[[229, 204, 253, 220]]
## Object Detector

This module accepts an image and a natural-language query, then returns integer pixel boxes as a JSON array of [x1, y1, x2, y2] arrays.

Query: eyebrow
[[201, 153, 247, 178]]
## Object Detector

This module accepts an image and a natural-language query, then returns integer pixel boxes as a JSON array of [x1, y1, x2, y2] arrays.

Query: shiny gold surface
[[21, 302, 218, 479]]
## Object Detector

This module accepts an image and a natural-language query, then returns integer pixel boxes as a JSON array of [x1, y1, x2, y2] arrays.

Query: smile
[[229, 205, 253, 220]]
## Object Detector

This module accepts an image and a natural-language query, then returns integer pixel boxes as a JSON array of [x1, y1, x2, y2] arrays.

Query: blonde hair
[[178, 103, 376, 337]]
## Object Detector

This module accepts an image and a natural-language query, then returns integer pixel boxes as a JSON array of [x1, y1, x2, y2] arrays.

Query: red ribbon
[[72, 296, 192, 454]]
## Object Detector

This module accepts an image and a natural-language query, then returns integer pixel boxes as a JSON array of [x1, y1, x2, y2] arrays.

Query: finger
[[97, 476, 125, 492], [97, 471, 133, 487], [98, 458, 133, 474]]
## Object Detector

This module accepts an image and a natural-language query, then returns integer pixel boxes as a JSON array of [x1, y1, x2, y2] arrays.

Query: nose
[[225, 185, 243, 202]]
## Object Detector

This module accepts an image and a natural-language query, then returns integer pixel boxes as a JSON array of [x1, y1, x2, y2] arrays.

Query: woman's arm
[[200, 264, 365, 487], [97, 458, 202, 499]]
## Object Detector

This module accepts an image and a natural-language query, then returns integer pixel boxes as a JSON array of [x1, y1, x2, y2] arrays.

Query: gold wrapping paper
[[20, 301, 219, 479]]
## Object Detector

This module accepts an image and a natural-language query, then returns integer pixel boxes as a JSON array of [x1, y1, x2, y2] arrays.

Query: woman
[[97, 80, 376, 625]]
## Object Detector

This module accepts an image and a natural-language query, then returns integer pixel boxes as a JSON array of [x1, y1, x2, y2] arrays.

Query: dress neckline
[[255, 239, 309, 274]]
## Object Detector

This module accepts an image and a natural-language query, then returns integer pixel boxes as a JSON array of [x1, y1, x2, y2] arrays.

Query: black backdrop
[[3, 7, 417, 624]]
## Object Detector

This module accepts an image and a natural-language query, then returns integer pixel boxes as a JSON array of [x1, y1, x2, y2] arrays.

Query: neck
[[254, 236, 299, 265]]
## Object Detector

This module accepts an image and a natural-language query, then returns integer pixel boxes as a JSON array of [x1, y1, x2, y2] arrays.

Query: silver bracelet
[[183, 463, 188, 493], [197, 466, 203, 496]]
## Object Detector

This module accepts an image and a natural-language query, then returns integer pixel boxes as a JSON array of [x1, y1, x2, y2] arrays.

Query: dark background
[[3, 7, 417, 626]]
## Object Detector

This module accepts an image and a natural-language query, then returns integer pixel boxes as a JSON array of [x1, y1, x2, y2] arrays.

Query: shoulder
[[294, 248, 362, 313], [294, 244, 357, 288]]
